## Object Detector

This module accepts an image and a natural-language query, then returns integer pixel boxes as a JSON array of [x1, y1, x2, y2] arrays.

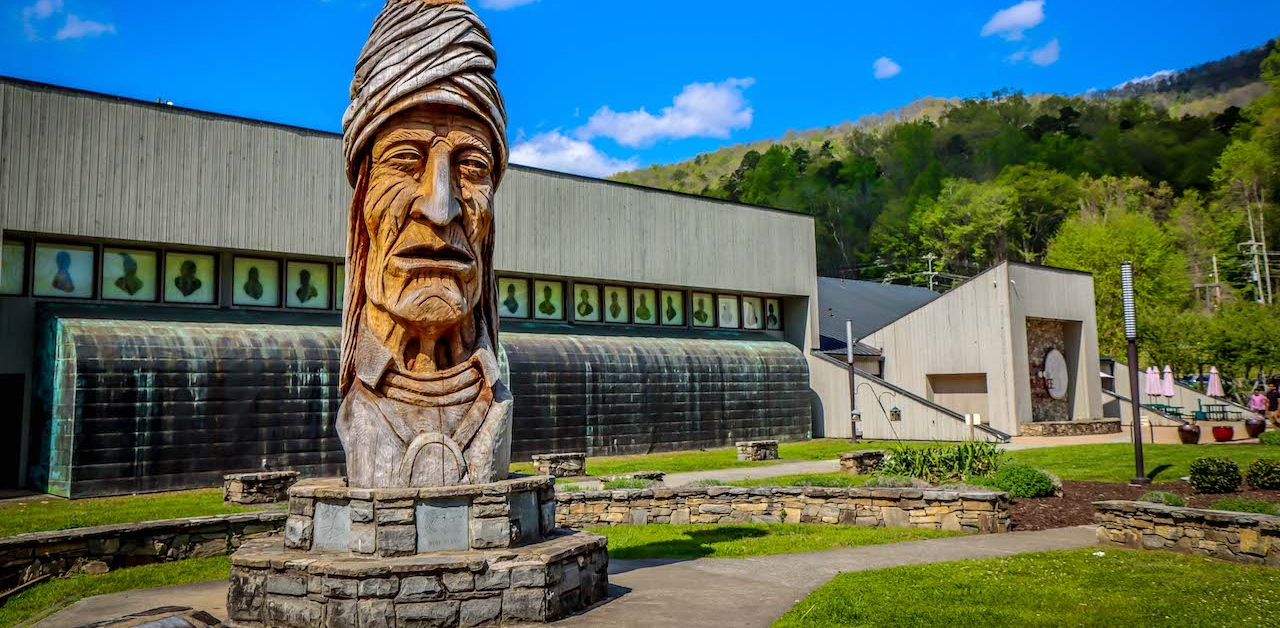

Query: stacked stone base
[[1020, 419, 1121, 437], [226, 531, 607, 628]]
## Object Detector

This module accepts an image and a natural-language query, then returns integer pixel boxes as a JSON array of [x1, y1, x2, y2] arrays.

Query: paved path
[[33, 526, 1096, 628], [662, 459, 840, 487]]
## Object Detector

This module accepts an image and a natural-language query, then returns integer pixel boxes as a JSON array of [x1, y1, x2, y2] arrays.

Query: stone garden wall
[[1095, 500, 1280, 566], [556, 486, 1009, 533], [0, 511, 285, 592], [1020, 419, 1121, 437]]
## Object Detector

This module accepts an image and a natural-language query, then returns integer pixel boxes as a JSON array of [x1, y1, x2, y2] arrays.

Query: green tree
[[913, 179, 1017, 274], [996, 164, 1080, 262]]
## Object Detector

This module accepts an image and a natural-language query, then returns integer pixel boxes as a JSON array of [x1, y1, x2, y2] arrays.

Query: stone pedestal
[[530, 453, 587, 478], [839, 450, 885, 475], [227, 476, 608, 627], [736, 440, 779, 461], [224, 471, 300, 504]]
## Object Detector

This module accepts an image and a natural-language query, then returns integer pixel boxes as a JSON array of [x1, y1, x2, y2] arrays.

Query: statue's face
[[362, 109, 495, 333]]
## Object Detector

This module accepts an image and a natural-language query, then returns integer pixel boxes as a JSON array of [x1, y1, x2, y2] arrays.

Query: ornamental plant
[[1260, 431, 1280, 446], [1188, 457, 1242, 494], [1138, 491, 1186, 507], [1245, 459, 1280, 490], [991, 464, 1057, 498]]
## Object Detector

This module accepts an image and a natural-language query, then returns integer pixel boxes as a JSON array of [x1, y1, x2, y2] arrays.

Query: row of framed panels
[[0, 239, 344, 310], [497, 277, 783, 331]]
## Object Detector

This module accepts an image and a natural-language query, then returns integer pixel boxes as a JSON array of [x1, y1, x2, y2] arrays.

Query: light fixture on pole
[[847, 319, 860, 442], [1121, 262, 1150, 485]]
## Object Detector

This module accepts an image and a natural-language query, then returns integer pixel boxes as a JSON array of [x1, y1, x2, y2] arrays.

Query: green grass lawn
[[511, 439, 899, 477], [0, 489, 266, 538], [0, 556, 231, 628], [590, 523, 958, 559], [1008, 443, 1278, 483], [774, 548, 1280, 627]]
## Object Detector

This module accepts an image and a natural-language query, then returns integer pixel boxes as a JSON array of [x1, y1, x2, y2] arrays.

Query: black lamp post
[[1122, 262, 1150, 485]]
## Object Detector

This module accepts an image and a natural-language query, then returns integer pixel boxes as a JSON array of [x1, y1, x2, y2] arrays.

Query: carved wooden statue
[[338, 0, 511, 488]]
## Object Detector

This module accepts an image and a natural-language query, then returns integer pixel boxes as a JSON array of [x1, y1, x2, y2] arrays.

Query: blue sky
[[3, 0, 1279, 177]]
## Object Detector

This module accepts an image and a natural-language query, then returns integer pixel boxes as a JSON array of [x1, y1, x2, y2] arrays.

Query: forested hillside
[[613, 38, 1280, 390]]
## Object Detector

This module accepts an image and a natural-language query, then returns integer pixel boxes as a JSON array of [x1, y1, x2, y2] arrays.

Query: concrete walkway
[[32, 526, 1096, 628], [663, 459, 841, 487]]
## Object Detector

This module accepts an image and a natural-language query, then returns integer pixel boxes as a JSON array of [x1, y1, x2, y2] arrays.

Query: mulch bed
[[1010, 481, 1280, 531]]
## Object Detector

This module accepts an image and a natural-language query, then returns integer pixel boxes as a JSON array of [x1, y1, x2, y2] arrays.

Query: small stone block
[[397, 600, 460, 627], [503, 587, 547, 623], [460, 596, 503, 627], [397, 575, 445, 603], [443, 570, 475, 592]]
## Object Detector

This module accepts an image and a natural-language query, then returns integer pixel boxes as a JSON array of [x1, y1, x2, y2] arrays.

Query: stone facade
[[225, 471, 301, 504], [1026, 318, 1070, 422], [839, 450, 885, 475], [283, 477, 555, 557], [556, 486, 1009, 533], [530, 453, 587, 478], [1095, 500, 1280, 566], [1020, 419, 1121, 437], [736, 440, 779, 461], [226, 531, 608, 628], [0, 511, 284, 592]]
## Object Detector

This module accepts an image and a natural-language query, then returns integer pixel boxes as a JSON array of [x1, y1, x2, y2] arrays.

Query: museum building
[[0, 78, 823, 497]]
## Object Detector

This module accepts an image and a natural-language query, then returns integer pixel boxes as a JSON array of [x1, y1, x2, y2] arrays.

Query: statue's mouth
[[391, 243, 475, 273]]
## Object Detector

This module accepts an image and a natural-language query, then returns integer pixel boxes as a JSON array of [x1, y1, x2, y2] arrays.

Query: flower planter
[[1177, 424, 1202, 445], [1212, 425, 1235, 442], [1245, 418, 1267, 439]]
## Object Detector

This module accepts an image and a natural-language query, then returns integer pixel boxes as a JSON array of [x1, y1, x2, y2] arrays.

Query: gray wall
[[0, 79, 816, 301]]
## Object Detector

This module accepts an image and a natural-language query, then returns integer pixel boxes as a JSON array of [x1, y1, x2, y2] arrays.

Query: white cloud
[[55, 14, 115, 40], [872, 57, 901, 79], [1029, 38, 1059, 66], [22, 0, 61, 39], [981, 0, 1045, 41], [477, 0, 539, 9], [579, 78, 755, 148], [511, 131, 639, 178]]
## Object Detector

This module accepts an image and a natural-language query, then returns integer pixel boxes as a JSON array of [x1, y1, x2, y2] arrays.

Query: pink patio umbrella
[[1207, 366, 1225, 398], [1145, 366, 1161, 400], [1162, 365, 1176, 399]]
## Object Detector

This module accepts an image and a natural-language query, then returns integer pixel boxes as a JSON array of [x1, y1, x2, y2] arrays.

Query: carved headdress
[[339, 0, 508, 395]]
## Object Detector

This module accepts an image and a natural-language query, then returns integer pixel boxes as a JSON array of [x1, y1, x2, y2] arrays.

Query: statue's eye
[[457, 151, 492, 180], [386, 148, 422, 168]]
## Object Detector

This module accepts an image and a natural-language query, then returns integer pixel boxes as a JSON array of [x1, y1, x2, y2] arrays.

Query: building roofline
[[0, 75, 814, 224]]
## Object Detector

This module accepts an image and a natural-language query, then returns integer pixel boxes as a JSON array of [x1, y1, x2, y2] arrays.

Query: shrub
[[685, 479, 726, 487], [862, 475, 915, 488], [602, 478, 651, 490], [880, 442, 1005, 483], [1246, 459, 1280, 490], [991, 464, 1057, 498], [1188, 457, 1242, 494], [1210, 498, 1279, 516], [1139, 491, 1186, 507], [1260, 431, 1280, 446]]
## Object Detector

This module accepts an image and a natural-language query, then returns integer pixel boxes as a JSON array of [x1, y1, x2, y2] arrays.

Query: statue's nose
[[410, 146, 462, 226]]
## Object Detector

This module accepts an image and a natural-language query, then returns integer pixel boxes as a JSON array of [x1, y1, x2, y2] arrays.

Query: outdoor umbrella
[[1162, 365, 1176, 398], [1145, 366, 1161, 401], [1207, 366, 1225, 398]]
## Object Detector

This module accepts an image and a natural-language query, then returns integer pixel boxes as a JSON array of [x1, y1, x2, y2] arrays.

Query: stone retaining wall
[[736, 440, 779, 461], [1021, 419, 1122, 437], [0, 511, 286, 592], [224, 471, 300, 504], [530, 453, 587, 478], [1095, 500, 1280, 565], [556, 486, 1009, 533], [839, 450, 884, 475]]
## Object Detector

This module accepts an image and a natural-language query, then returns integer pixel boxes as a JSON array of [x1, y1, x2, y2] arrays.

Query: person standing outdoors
[[1250, 387, 1269, 419], [1266, 382, 1280, 427]]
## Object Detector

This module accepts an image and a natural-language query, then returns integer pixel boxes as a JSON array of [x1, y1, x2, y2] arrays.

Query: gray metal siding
[[0, 80, 816, 299]]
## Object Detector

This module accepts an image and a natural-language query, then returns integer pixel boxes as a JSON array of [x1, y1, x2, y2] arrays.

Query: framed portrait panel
[[660, 290, 685, 326], [741, 296, 764, 330], [233, 257, 281, 307], [33, 242, 95, 299], [603, 286, 629, 323], [1, 240, 27, 296], [717, 294, 740, 329], [533, 280, 564, 321], [335, 265, 345, 310], [101, 248, 158, 302], [572, 283, 601, 322], [163, 251, 216, 304], [632, 288, 657, 325], [765, 298, 782, 330], [498, 277, 529, 318], [286, 261, 330, 309], [690, 292, 714, 328]]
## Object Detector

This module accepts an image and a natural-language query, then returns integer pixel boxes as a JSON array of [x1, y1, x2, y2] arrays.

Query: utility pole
[[1212, 254, 1222, 307], [921, 253, 937, 292], [1243, 241, 1266, 304]]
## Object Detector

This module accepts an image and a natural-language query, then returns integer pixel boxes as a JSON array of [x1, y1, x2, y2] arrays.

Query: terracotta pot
[[1177, 424, 1201, 445], [1212, 425, 1235, 442], [1245, 417, 1267, 439]]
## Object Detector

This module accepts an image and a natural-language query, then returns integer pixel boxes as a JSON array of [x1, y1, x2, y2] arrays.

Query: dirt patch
[[1010, 481, 1280, 531]]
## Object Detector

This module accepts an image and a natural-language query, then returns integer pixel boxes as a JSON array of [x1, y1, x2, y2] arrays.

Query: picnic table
[[1145, 403, 1185, 419], [1197, 401, 1243, 421]]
